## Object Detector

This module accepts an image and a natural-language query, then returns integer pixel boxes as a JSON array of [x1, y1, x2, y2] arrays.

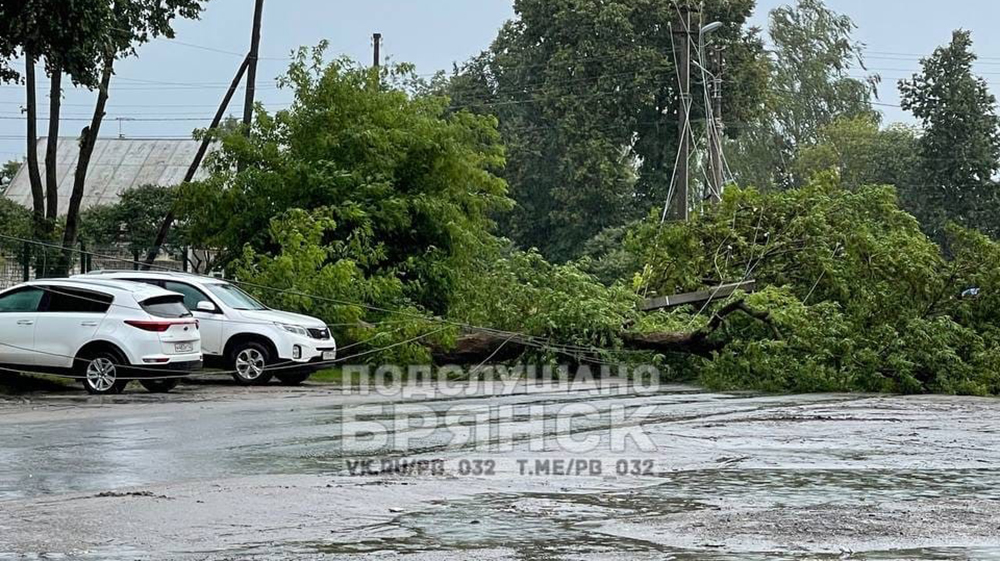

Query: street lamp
[[700, 21, 723, 37]]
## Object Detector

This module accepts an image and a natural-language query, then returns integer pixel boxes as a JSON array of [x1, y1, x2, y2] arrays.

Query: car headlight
[[276, 323, 309, 336]]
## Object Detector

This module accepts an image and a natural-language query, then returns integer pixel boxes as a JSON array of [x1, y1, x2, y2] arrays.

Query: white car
[[76, 271, 336, 386], [0, 278, 202, 395]]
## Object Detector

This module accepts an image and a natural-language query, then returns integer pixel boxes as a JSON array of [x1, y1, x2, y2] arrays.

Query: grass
[[308, 367, 347, 384], [0, 371, 77, 395]]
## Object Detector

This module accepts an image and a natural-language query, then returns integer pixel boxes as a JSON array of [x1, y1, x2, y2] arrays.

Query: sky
[[5, 0, 1000, 163]]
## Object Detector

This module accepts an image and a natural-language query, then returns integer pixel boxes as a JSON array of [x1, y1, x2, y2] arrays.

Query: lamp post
[[699, 21, 724, 202]]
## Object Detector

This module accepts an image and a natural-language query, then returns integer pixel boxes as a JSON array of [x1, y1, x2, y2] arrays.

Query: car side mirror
[[196, 300, 217, 313]]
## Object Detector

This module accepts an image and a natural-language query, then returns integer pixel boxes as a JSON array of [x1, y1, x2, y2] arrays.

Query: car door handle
[[16, 320, 33, 326], [80, 321, 99, 327]]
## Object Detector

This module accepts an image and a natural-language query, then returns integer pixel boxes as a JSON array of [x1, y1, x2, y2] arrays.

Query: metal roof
[[3, 137, 211, 215]]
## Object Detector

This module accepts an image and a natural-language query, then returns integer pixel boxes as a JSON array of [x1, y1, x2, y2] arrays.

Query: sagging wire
[[0, 234, 635, 367]]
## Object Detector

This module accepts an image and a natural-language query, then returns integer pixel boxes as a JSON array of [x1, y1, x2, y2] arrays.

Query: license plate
[[175, 342, 194, 353], [322, 351, 335, 361]]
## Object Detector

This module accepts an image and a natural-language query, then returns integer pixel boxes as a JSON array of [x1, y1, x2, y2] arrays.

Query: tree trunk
[[59, 58, 112, 275], [23, 55, 45, 234], [45, 68, 62, 222], [429, 300, 776, 364], [429, 329, 722, 364]]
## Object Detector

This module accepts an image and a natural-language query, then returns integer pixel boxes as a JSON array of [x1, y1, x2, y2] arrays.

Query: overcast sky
[[4, 0, 1000, 163]]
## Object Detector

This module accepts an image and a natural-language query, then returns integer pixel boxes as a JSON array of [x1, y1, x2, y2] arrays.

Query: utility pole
[[143, 56, 252, 269], [707, 46, 724, 203], [242, 0, 265, 129], [668, 5, 693, 221], [373, 33, 382, 68]]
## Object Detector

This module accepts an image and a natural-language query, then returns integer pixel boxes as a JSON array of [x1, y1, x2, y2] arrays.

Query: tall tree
[[177, 50, 510, 315], [449, 0, 767, 261], [792, 115, 919, 190], [727, 0, 878, 190], [57, 0, 207, 273], [0, 0, 111, 235], [899, 30, 1000, 240]]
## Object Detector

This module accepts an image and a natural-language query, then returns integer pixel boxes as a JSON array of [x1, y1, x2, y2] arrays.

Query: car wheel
[[276, 372, 311, 386], [81, 351, 129, 395], [229, 341, 274, 386], [140, 379, 180, 393]]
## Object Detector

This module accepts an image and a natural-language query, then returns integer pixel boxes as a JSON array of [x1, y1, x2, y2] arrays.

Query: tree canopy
[[727, 0, 878, 190], [449, 0, 768, 261], [899, 29, 1000, 240], [179, 46, 510, 319]]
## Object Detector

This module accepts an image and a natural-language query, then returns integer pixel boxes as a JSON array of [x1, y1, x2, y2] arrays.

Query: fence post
[[182, 246, 189, 273], [133, 249, 140, 271], [80, 241, 87, 274], [21, 241, 29, 282]]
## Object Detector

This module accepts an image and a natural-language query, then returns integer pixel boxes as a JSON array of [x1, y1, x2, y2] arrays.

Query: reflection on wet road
[[1, 382, 999, 559]]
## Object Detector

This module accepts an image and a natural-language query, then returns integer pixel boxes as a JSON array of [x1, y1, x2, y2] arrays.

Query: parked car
[[76, 271, 336, 386], [0, 278, 202, 394]]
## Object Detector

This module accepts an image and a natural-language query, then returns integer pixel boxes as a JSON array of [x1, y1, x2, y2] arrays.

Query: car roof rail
[[85, 269, 226, 282]]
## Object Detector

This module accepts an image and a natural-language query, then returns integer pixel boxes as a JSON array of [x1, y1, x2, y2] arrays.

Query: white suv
[[76, 271, 336, 385], [0, 278, 202, 394]]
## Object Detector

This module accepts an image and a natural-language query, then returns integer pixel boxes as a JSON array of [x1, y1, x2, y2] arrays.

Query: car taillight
[[125, 320, 196, 332]]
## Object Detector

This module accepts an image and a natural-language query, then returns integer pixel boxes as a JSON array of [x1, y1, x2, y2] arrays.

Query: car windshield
[[204, 283, 267, 311]]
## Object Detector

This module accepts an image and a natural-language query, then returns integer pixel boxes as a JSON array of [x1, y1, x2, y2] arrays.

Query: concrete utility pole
[[707, 46, 724, 202], [668, 5, 693, 221], [373, 33, 382, 68], [242, 0, 265, 129]]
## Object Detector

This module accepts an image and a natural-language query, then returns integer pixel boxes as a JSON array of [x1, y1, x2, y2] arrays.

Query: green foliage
[[792, 116, 920, 190], [0, 198, 31, 239], [178, 47, 510, 316], [632, 175, 1000, 395], [728, 0, 878, 189], [450, 0, 768, 260], [0, 0, 207, 86], [451, 241, 638, 350], [576, 225, 642, 286], [0, 159, 19, 193], [230, 208, 452, 364], [79, 184, 180, 254], [899, 30, 1000, 239]]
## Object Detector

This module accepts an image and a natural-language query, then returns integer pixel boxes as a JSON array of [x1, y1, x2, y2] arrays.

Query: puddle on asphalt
[[308, 469, 1000, 560]]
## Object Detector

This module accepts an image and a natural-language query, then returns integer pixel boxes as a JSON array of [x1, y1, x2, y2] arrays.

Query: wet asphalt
[[1, 378, 999, 559]]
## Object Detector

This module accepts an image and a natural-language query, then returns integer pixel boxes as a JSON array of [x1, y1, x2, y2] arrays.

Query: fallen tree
[[436, 298, 778, 363]]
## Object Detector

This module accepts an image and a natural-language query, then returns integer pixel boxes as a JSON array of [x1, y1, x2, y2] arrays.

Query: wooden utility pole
[[142, 56, 252, 269], [373, 33, 382, 68], [668, 5, 693, 222], [707, 46, 724, 202], [242, 0, 265, 128]]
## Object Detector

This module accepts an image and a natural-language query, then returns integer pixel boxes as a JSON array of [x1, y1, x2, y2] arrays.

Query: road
[[1, 377, 999, 559]]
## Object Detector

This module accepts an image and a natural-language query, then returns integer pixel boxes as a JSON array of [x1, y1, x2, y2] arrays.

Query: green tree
[[0, 0, 208, 271], [0, 0, 113, 233], [631, 175, 1000, 395], [57, 0, 208, 273], [792, 115, 920, 190], [178, 47, 511, 316], [728, 0, 879, 190], [0, 159, 19, 194], [79, 184, 181, 254], [899, 29, 1000, 239], [449, 0, 768, 261], [0, 198, 31, 238]]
